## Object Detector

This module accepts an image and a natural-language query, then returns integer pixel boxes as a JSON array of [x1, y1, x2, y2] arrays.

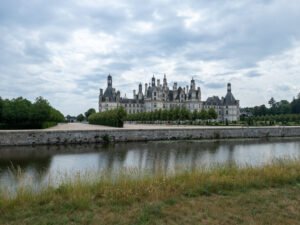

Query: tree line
[[126, 107, 218, 122], [0, 97, 65, 129], [242, 95, 300, 117], [240, 94, 300, 126]]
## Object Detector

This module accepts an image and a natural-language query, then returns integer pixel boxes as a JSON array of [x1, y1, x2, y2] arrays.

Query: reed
[[1, 159, 300, 224]]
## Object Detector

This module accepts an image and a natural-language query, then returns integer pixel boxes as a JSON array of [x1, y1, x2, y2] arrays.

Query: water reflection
[[1, 138, 300, 190]]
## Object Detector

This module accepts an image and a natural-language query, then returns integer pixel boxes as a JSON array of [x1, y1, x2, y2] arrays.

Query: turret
[[107, 74, 112, 87], [139, 83, 143, 94], [227, 83, 231, 93], [191, 78, 195, 90], [152, 75, 156, 87]]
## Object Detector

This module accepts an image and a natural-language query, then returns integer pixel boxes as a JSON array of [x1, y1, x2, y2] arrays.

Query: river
[[1, 138, 300, 191]]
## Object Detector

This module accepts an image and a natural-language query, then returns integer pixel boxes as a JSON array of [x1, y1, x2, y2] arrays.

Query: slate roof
[[205, 96, 222, 105], [223, 92, 237, 105], [103, 87, 114, 98]]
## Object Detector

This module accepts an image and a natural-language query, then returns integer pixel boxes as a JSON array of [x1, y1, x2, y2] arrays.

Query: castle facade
[[99, 74, 240, 121]]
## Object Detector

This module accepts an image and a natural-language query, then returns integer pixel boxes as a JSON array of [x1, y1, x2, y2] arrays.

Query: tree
[[291, 98, 300, 114], [85, 108, 96, 119], [76, 114, 85, 122], [198, 109, 208, 120], [192, 110, 198, 120], [253, 105, 268, 116], [208, 108, 218, 120], [268, 97, 276, 108], [277, 100, 291, 114], [31, 97, 51, 123]]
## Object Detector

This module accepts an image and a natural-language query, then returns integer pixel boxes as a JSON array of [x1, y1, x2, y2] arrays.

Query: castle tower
[[152, 75, 156, 87], [191, 78, 196, 90], [107, 74, 112, 87], [227, 83, 231, 93]]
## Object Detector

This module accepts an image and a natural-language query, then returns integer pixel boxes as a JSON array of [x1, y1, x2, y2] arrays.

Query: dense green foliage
[[88, 107, 127, 127], [76, 114, 85, 122], [85, 108, 96, 118], [241, 95, 300, 126], [243, 96, 300, 117], [126, 107, 218, 122], [0, 97, 65, 129]]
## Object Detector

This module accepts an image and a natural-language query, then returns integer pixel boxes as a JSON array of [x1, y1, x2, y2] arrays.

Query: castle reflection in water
[[1, 139, 300, 190]]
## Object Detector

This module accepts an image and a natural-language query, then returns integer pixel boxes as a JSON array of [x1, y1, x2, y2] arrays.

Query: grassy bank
[[1, 160, 300, 224]]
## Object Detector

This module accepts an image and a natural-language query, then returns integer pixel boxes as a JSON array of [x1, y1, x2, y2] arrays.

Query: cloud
[[0, 0, 300, 114]]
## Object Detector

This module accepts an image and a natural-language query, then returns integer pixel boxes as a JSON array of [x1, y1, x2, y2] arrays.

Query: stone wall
[[1, 127, 300, 146]]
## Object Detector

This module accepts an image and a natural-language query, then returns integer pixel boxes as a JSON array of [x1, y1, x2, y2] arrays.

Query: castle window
[[154, 92, 156, 96]]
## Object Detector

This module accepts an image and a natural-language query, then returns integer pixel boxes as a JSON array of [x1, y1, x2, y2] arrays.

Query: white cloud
[[0, 0, 300, 115]]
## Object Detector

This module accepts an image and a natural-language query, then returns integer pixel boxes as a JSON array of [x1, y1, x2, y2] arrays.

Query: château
[[99, 74, 240, 121]]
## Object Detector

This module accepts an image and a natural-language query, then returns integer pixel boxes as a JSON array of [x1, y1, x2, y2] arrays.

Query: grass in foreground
[[1, 160, 300, 224]]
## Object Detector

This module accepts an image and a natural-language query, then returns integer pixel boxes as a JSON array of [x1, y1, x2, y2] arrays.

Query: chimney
[[173, 82, 177, 90], [133, 90, 136, 98], [100, 88, 103, 96], [157, 79, 160, 87], [198, 87, 201, 100], [186, 85, 189, 93], [145, 83, 148, 94]]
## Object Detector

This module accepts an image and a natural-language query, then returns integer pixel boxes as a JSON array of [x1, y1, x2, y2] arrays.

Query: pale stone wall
[[1, 127, 300, 146]]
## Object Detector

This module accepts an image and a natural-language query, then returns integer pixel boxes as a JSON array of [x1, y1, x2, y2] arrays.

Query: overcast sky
[[1, 0, 300, 115]]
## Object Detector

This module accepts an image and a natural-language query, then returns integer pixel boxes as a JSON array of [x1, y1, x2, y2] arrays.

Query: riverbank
[[1, 160, 300, 224], [1, 123, 300, 146]]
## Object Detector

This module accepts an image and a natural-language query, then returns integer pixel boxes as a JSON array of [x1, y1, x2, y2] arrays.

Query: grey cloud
[[1, 0, 300, 115], [204, 82, 224, 89], [245, 70, 262, 78]]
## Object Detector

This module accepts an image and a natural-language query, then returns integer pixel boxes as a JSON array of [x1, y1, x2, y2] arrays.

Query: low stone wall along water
[[1, 126, 300, 146]]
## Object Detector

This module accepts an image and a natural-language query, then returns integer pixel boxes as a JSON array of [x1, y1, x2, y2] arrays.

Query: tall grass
[[1, 159, 300, 211]]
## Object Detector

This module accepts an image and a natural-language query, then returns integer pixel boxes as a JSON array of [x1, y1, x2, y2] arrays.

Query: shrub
[[88, 107, 127, 128]]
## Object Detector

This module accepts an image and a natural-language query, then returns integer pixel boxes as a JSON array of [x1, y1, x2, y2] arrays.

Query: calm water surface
[[1, 138, 300, 190]]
